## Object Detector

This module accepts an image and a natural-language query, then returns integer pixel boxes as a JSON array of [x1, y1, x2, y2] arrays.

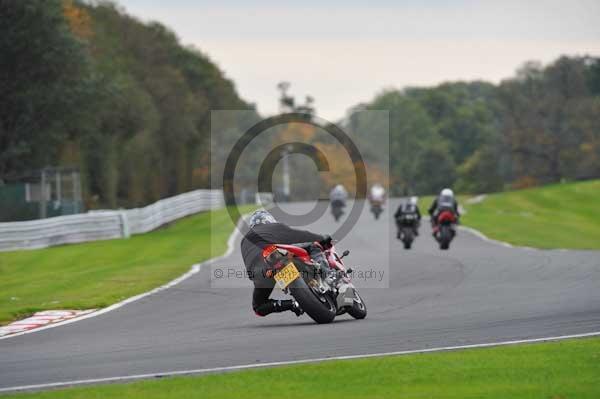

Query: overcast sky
[[116, 0, 600, 120]]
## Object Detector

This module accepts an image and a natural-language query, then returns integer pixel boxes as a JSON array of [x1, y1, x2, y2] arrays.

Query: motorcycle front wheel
[[347, 290, 367, 320], [289, 278, 336, 324]]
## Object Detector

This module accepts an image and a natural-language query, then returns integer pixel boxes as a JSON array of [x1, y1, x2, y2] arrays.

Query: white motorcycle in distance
[[330, 199, 346, 222], [329, 184, 348, 222], [369, 184, 387, 220]]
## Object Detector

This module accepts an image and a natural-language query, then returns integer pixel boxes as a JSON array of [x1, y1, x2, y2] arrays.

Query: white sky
[[116, 0, 600, 121]]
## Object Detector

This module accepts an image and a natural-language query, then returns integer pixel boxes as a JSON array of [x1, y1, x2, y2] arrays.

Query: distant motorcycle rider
[[241, 210, 332, 318], [330, 184, 348, 207], [368, 184, 386, 204], [428, 188, 460, 227], [395, 196, 421, 236]]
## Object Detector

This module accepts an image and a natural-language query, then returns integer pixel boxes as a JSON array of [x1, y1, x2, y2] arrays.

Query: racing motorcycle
[[432, 209, 457, 250], [330, 200, 345, 222], [370, 200, 384, 220], [262, 242, 367, 324], [397, 214, 418, 249]]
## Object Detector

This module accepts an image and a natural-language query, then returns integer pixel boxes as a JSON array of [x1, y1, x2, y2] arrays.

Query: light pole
[[281, 144, 292, 201]]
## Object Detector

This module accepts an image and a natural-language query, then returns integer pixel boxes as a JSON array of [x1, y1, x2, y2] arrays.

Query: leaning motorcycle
[[433, 210, 457, 250], [262, 243, 367, 324]]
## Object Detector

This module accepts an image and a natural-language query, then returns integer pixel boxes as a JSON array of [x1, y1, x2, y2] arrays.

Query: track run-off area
[[1, 199, 599, 392]]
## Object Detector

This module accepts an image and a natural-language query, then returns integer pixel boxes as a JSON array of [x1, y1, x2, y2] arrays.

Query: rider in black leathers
[[241, 210, 331, 317], [428, 188, 460, 227], [394, 197, 422, 237]]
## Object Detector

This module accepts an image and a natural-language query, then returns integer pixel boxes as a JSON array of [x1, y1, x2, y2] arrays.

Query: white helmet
[[248, 210, 277, 228], [371, 184, 385, 196], [441, 188, 454, 197], [410, 196, 418, 205]]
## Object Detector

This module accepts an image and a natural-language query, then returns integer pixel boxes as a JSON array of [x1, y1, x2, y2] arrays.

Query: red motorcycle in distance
[[432, 209, 458, 250], [262, 243, 367, 324]]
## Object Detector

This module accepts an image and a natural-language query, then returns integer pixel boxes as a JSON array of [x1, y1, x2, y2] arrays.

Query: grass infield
[[3, 337, 599, 398], [419, 179, 600, 249], [0, 207, 254, 325]]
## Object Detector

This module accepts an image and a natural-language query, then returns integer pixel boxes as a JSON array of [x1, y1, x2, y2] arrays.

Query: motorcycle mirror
[[341, 250, 350, 259]]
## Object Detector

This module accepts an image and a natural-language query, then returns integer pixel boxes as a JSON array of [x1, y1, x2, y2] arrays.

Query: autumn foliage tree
[[0, 0, 91, 176], [0, 0, 256, 211]]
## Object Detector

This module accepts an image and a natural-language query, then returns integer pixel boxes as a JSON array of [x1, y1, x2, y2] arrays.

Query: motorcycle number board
[[275, 263, 301, 289]]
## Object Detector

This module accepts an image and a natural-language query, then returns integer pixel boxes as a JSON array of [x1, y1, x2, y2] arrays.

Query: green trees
[[354, 56, 600, 195], [2, 1, 598, 207], [0, 0, 91, 176], [500, 57, 598, 186], [0, 0, 256, 210], [79, 3, 256, 208]]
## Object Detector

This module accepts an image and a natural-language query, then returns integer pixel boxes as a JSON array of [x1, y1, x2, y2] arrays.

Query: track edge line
[[0, 212, 247, 341], [1, 330, 599, 393]]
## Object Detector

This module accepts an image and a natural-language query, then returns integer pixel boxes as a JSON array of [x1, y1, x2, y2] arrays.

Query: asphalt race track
[[1, 199, 599, 391]]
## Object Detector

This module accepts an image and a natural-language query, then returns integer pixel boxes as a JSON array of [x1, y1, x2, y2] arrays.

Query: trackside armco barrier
[[0, 190, 225, 252]]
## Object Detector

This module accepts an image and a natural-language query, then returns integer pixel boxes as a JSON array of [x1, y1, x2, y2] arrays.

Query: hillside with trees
[[2, 0, 598, 215], [0, 0, 258, 211], [346, 56, 600, 195]]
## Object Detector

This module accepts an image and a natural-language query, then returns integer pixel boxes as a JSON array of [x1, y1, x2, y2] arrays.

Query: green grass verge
[[4, 337, 599, 398], [462, 180, 600, 249], [419, 180, 600, 249], [0, 206, 255, 325]]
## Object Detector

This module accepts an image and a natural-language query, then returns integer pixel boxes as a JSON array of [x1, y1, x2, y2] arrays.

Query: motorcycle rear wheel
[[289, 278, 336, 324], [402, 228, 414, 249], [439, 225, 451, 250]]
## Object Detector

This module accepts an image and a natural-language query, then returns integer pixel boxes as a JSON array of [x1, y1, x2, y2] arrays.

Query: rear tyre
[[402, 228, 414, 250], [440, 226, 452, 250], [332, 208, 343, 222], [289, 278, 336, 324], [347, 290, 367, 320]]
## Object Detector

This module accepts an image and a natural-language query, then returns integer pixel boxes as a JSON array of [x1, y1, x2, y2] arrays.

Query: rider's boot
[[255, 300, 304, 317], [290, 300, 304, 317]]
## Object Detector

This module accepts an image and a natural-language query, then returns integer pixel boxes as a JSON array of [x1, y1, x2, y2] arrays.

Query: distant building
[[0, 167, 83, 222]]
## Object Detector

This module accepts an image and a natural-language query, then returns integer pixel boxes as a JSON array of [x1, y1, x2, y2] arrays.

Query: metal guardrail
[[123, 190, 224, 236], [0, 190, 225, 252]]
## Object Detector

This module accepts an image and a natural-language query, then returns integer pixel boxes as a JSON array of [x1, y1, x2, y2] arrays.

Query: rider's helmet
[[441, 188, 454, 198], [370, 184, 386, 202], [248, 210, 277, 228], [331, 184, 347, 200], [371, 184, 385, 195], [334, 184, 346, 193], [409, 196, 418, 205]]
